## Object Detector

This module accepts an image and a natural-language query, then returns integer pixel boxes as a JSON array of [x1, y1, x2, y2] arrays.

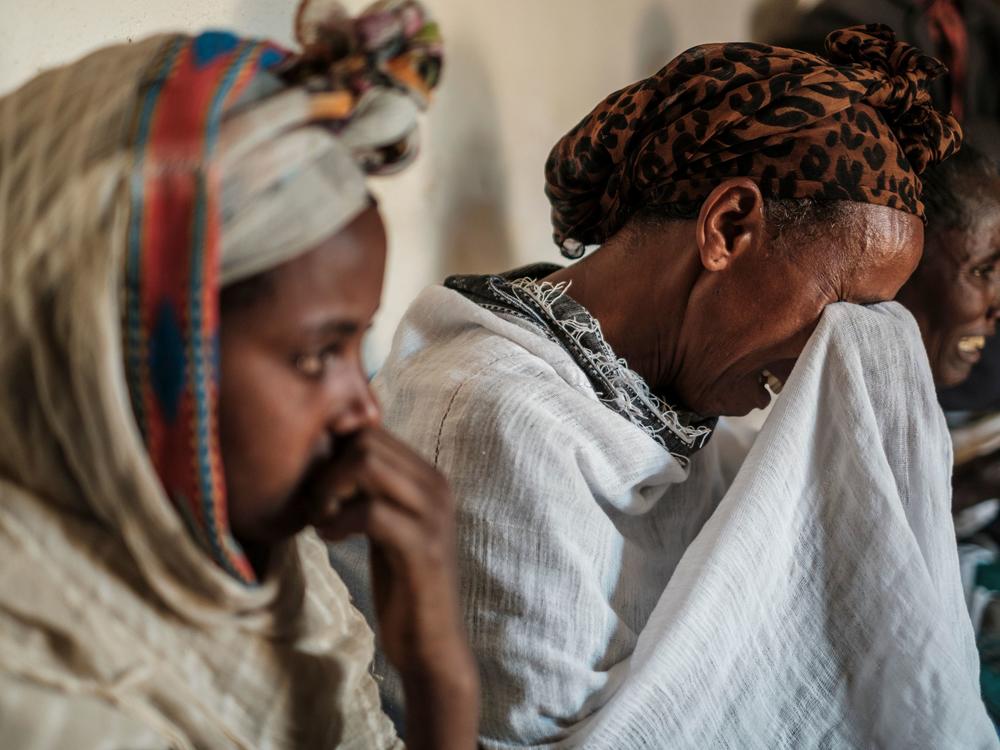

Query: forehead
[[933, 180, 1000, 262], [269, 228, 384, 300], [231, 210, 387, 329], [843, 205, 924, 300]]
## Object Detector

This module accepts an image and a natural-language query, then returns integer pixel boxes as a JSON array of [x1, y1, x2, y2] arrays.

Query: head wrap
[[219, 0, 441, 285], [545, 24, 962, 258], [0, 2, 440, 742], [123, 0, 441, 583]]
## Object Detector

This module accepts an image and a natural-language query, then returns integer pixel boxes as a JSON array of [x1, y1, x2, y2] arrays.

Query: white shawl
[[336, 284, 996, 748]]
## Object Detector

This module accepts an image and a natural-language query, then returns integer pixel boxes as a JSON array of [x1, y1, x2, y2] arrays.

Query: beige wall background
[[1, 0, 768, 363]]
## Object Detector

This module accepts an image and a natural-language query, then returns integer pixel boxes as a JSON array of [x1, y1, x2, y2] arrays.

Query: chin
[[724, 403, 757, 418], [674, 389, 731, 418], [709, 399, 757, 418], [936, 366, 972, 390], [231, 495, 310, 546], [683, 395, 737, 419], [694, 386, 768, 419]]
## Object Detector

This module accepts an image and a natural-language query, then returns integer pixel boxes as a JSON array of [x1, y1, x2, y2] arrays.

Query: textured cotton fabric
[[444, 264, 716, 462], [545, 24, 962, 257], [0, 28, 403, 750], [348, 284, 995, 748], [221, 0, 443, 286]]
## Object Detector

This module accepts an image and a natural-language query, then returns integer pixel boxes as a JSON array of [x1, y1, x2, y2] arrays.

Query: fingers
[[316, 492, 450, 573], [313, 494, 371, 541], [306, 428, 453, 528], [311, 430, 470, 692]]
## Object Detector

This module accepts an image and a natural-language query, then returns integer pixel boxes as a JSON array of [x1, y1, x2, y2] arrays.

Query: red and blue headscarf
[[123, 2, 442, 585], [123, 32, 289, 583]]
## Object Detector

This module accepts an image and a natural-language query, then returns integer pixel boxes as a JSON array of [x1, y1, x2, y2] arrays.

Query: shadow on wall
[[750, 0, 804, 43], [634, 2, 677, 77], [430, 40, 515, 278], [231, 0, 296, 46]]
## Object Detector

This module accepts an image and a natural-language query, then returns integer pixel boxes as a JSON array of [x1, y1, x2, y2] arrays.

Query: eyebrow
[[301, 318, 362, 339], [300, 316, 377, 339], [981, 249, 1000, 265]]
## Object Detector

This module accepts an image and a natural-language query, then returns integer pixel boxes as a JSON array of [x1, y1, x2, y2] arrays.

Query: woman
[[0, 2, 477, 748], [896, 145, 1000, 516], [895, 146, 1000, 731], [334, 25, 997, 747], [897, 145, 1000, 391]]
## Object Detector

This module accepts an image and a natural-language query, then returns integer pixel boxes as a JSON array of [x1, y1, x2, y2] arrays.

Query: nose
[[328, 365, 381, 435]]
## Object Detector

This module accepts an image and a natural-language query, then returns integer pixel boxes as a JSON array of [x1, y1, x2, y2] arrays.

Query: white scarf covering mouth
[[334, 287, 996, 748]]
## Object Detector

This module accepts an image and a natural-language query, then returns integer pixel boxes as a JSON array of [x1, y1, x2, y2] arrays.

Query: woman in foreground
[[0, 2, 477, 747]]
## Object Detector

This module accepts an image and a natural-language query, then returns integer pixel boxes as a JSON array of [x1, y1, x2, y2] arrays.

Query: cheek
[[218, 348, 329, 528], [709, 267, 826, 360], [945, 277, 993, 327], [674, 270, 823, 414]]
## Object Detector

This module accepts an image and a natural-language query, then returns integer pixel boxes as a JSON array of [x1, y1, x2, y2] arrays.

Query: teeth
[[958, 335, 986, 354], [761, 369, 784, 395]]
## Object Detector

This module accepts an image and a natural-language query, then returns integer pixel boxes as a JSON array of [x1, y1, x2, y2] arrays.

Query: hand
[[308, 428, 479, 747]]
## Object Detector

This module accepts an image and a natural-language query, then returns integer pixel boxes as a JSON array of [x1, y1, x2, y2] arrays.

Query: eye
[[972, 262, 997, 280], [294, 346, 343, 379], [294, 353, 324, 378]]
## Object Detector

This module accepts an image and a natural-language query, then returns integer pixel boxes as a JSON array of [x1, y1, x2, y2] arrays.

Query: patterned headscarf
[[124, 0, 441, 583], [545, 24, 962, 258]]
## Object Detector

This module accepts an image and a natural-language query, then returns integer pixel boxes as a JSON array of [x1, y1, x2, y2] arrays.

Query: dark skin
[[218, 206, 478, 749], [546, 178, 924, 417], [896, 182, 1000, 389], [896, 178, 1000, 512]]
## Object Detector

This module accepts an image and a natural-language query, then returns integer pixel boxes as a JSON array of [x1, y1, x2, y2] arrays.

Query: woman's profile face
[[897, 187, 1000, 388], [670, 203, 924, 417], [217, 206, 386, 548]]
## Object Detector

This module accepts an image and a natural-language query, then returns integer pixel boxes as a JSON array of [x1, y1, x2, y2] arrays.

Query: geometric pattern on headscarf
[[123, 32, 288, 584], [122, 0, 442, 584]]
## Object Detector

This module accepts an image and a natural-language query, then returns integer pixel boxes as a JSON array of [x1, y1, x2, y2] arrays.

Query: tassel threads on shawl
[[486, 276, 714, 466]]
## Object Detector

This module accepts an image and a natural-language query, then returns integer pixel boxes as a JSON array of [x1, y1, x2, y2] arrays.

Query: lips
[[958, 335, 986, 355], [955, 332, 991, 367]]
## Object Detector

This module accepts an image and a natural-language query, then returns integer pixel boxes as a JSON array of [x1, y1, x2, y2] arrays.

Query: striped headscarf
[[123, 0, 441, 584]]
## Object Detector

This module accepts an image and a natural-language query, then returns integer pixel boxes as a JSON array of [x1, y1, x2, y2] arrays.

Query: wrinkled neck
[[543, 224, 701, 397]]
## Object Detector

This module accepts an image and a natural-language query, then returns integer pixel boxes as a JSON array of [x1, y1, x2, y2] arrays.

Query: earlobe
[[696, 178, 765, 273]]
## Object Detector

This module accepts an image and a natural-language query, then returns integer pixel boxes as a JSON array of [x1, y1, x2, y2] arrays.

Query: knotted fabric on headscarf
[[220, 0, 442, 285], [123, 0, 441, 584], [545, 24, 962, 258]]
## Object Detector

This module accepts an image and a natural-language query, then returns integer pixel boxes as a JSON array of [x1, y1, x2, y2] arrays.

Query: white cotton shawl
[[334, 284, 997, 748]]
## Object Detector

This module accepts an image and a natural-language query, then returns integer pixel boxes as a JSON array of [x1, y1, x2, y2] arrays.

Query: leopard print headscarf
[[545, 24, 962, 258]]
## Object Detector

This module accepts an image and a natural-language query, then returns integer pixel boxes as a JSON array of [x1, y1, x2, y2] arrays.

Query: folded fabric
[[335, 289, 996, 748]]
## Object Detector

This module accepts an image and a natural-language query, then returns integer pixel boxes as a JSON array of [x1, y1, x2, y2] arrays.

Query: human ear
[[695, 177, 765, 272]]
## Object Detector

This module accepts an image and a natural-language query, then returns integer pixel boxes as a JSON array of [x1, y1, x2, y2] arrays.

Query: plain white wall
[[1, 0, 762, 362]]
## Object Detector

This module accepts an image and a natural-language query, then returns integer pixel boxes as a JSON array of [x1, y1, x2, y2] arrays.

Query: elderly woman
[[896, 145, 1000, 517], [897, 145, 1000, 390], [332, 24, 997, 747], [0, 2, 477, 748]]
